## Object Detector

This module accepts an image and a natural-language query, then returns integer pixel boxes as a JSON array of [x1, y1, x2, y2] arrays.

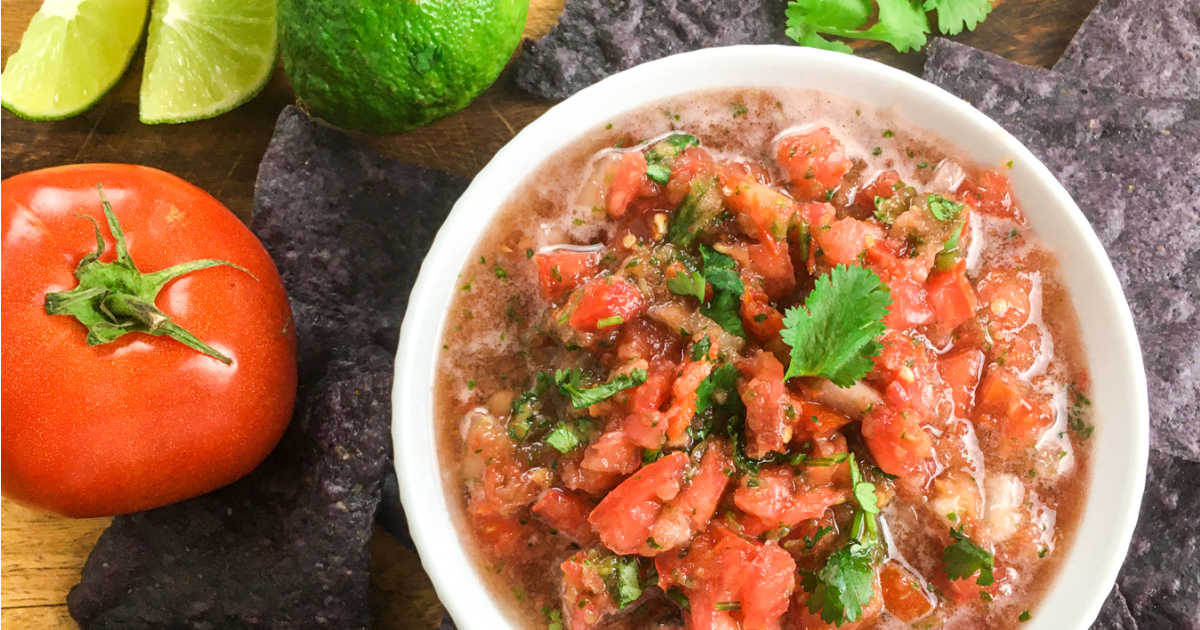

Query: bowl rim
[[393, 44, 1148, 630]]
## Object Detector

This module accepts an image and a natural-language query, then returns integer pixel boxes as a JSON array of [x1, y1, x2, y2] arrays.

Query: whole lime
[[279, 0, 528, 134]]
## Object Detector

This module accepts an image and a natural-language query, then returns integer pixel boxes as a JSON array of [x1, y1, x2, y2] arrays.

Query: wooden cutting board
[[0, 0, 1099, 627]]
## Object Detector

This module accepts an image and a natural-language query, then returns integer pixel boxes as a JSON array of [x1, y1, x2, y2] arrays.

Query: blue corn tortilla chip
[[924, 38, 1200, 630], [68, 107, 466, 628], [68, 346, 393, 629], [514, 0, 791, 100], [1113, 450, 1200, 627], [1054, 0, 1200, 100], [924, 38, 1200, 463]]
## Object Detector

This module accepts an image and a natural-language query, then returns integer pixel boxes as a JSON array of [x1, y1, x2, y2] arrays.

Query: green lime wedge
[[1, 0, 149, 120], [139, 0, 276, 124]]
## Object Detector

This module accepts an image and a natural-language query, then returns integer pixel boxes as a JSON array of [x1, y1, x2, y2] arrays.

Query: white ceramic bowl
[[393, 45, 1148, 630]]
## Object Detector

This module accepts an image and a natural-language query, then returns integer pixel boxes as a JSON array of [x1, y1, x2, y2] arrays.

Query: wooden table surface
[[0, 0, 1098, 627]]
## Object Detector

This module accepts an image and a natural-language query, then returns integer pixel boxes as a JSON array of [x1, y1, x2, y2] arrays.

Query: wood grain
[[1, 0, 1096, 627]]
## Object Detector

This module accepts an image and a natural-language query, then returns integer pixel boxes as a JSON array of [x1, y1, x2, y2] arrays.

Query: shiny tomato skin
[[2, 164, 297, 517]]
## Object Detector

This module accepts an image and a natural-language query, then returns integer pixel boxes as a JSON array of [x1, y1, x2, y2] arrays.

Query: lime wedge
[[1, 0, 149, 120], [139, 0, 276, 124]]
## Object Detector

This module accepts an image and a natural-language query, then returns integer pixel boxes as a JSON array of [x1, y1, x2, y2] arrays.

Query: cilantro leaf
[[786, 0, 930, 54], [934, 221, 964, 271], [923, 0, 994, 35], [701, 292, 745, 338], [698, 245, 746, 338], [781, 266, 891, 387], [700, 245, 744, 294], [612, 556, 643, 609], [691, 335, 712, 361], [943, 528, 995, 585], [646, 163, 671, 184], [667, 269, 707, 302], [848, 456, 879, 514], [545, 422, 583, 453], [802, 453, 882, 625], [802, 544, 877, 624], [927, 194, 965, 221], [696, 362, 741, 415], [554, 368, 648, 409]]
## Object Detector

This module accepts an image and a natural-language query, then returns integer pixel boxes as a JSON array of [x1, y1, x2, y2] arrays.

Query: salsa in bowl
[[393, 46, 1147, 630]]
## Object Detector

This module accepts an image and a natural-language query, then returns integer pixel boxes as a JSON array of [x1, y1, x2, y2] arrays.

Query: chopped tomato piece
[[657, 524, 796, 630], [560, 550, 619, 630], [926, 260, 978, 330], [861, 398, 932, 478], [741, 281, 785, 341], [581, 429, 641, 475], [733, 466, 845, 536], [879, 562, 935, 622], [798, 433, 851, 488], [738, 351, 793, 458], [559, 458, 623, 496], [471, 513, 529, 558], [976, 367, 1053, 445], [533, 488, 597, 544], [661, 354, 715, 445], [938, 347, 985, 419], [719, 168, 796, 241], [535, 249, 602, 301], [569, 277, 646, 333], [748, 237, 797, 300], [666, 146, 716, 205], [976, 269, 1033, 332], [589, 445, 731, 557], [854, 169, 901, 212], [958, 169, 1022, 222], [814, 218, 884, 267], [608, 151, 651, 218], [793, 401, 854, 439], [588, 452, 688, 555], [777, 128, 852, 202], [647, 440, 733, 551]]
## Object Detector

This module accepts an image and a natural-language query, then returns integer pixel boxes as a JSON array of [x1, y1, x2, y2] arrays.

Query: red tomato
[[853, 170, 901, 212], [814, 218, 884, 267], [740, 282, 785, 342], [719, 169, 796, 241], [666, 146, 716, 205], [926, 260, 978, 330], [561, 550, 620, 630], [738, 351, 793, 458], [733, 466, 845, 536], [535, 248, 602, 301], [532, 488, 597, 544], [657, 524, 796, 630], [958, 170, 1022, 222], [938, 347, 985, 418], [2, 165, 297, 517], [608, 151, 651, 217], [776, 128, 852, 202], [861, 401, 932, 478], [589, 452, 689, 555], [569, 277, 646, 333], [879, 562, 935, 622], [976, 367, 1053, 446]]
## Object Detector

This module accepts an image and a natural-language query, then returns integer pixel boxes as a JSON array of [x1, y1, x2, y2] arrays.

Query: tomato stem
[[42, 185, 253, 364]]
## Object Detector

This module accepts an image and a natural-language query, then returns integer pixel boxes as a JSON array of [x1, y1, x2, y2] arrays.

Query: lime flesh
[[1, 0, 149, 120], [139, 0, 276, 124]]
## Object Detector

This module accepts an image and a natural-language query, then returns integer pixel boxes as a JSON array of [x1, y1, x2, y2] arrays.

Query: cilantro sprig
[[943, 528, 995, 585], [801, 455, 882, 625], [698, 245, 746, 338], [554, 368, 647, 409], [785, 0, 995, 54], [781, 265, 891, 387]]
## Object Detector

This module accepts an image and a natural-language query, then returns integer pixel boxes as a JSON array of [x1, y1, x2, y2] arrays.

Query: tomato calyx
[[43, 186, 252, 364]]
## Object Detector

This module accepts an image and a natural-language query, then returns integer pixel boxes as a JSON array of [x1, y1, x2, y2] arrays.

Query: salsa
[[436, 89, 1092, 630]]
